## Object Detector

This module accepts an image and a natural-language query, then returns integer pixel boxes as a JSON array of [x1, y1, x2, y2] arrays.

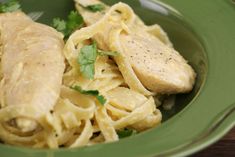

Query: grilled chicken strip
[[75, 0, 196, 94], [0, 12, 65, 133]]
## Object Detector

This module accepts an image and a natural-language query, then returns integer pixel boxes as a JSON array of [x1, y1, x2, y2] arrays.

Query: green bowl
[[1, 0, 235, 156]]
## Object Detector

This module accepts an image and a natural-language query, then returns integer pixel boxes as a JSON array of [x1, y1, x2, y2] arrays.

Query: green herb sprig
[[83, 4, 105, 12], [78, 42, 97, 79], [0, 0, 21, 13], [117, 128, 137, 139], [71, 85, 106, 105], [52, 11, 84, 39], [78, 42, 118, 79], [97, 50, 118, 56]]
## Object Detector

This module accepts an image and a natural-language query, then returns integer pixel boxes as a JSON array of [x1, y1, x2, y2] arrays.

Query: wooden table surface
[[192, 127, 235, 156]]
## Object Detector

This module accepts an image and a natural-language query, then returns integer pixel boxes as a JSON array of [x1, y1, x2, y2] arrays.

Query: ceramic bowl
[[1, 0, 235, 156]]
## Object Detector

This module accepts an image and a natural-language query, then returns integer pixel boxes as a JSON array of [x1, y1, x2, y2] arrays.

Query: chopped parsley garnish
[[84, 4, 105, 12], [52, 11, 84, 39], [0, 0, 21, 13], [71, 85, 106, 105], [117, 128, 137, 139], [78, 42, 118, 79]]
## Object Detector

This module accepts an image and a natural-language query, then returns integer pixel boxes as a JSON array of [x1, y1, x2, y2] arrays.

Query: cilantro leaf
[[78, 42, 97, 79], [84, 4, 105, 12], [71, 86, 98, 95], [98, 50, 119, 56], [65, 11, 84, 36], [96, 95, 107, 105], [71, 85, 106, 105], [79, 64, 95, 80], [0, 0, 21, 13], [78, 41, 119, 79], [52, 18, 66, 33], [117, 128, 137, 139], [52, 11, 84, 39]]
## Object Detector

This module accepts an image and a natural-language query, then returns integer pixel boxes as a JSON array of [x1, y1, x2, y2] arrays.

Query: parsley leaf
[[0, 0, 21, 13], [117, 128, 137, 139], [71, 85, 107, 105], [84, 4, 105, 12], [52, 11, 84, 39]]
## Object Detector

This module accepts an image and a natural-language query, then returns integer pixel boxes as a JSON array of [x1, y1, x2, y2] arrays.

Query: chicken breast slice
[[0, 12, 65, 132], [75, 1, 196, 94], [120, 30, 196, 94]]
